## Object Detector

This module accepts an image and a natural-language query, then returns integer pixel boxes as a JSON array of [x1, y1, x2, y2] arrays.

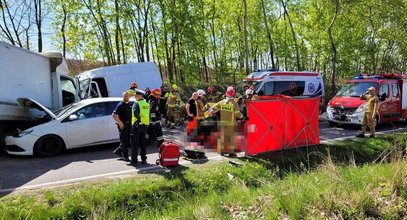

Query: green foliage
[[47, 0, 407, 86], [1, 133, 407, 219]]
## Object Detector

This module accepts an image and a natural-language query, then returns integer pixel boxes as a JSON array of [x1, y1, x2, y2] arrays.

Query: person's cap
[[197, 89, 206, 96], [135, 89, 145, 95], [368, 87, 376, 91]]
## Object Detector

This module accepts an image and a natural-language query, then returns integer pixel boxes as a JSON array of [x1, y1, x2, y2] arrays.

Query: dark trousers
[[151, 121, 164, 147], [131, 125, 147, 162], [115, 123, 131, 158]]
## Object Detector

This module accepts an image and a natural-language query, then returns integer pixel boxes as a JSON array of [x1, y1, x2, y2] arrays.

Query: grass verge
[[0, 133, 406, 219]]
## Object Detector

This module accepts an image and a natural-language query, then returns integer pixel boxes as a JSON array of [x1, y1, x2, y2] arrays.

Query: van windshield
[[336, 82, 378, 97]]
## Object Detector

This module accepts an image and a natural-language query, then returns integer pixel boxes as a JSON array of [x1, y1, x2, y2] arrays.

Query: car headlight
[[356, 103, 365, 113], [18, 129, 33, 137], [326, 106, 333, 112]]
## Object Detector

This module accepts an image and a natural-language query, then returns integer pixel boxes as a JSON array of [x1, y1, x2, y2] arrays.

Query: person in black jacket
[[112, 91, 133, 161], [148, 88, 165, 148]]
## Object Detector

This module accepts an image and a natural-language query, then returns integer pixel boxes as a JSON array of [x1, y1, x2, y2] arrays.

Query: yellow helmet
[[172, 84, 178, 90]]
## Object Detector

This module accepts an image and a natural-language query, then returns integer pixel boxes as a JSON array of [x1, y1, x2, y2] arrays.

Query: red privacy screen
[[246, 97, 320, 155]]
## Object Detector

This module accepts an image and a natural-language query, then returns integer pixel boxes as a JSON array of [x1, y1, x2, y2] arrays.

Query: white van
[[76, 62, 162, 99], [239, 69, 325, 107]]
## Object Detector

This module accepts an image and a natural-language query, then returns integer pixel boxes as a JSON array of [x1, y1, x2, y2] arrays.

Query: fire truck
[[326, 73, 407, 125]]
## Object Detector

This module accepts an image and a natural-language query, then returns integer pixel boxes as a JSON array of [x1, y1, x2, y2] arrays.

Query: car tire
[[34, 135, 65, 157]]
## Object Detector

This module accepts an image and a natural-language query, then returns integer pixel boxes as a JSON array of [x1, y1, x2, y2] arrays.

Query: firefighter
[[158, 84, 168, 120], [148, 88, 165, 148], [241, 88, 259, 117], [130, 89, 150, 165], [211, 89, 243, 156], [130, 82, 138, 91], [357, 87, 379, 138], [166, 84, 181, 129], [207, 86, 222, 103], [112, 91, 133, 162]]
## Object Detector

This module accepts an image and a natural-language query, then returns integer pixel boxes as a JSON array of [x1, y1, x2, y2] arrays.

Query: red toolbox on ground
[[156, 142, 180, 166]]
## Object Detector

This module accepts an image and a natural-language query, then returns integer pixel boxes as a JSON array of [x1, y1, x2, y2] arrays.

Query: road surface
[[1, 116, 406, 195]]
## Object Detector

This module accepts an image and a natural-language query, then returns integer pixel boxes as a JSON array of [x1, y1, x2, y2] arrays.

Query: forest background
[[1, 0, 407, 96]]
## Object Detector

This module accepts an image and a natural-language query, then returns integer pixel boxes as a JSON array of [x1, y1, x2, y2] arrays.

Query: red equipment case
[[156, 142, 180, 166]]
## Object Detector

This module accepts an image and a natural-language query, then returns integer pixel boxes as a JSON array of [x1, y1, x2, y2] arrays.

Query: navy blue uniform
[[113, 101, 132, 159]]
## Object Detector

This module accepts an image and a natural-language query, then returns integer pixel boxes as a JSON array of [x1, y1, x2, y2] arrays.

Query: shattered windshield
[[336, 82, 378, 97], [54, 102, 84, 118]]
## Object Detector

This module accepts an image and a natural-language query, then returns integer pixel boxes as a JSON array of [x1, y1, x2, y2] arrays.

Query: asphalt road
[[1, 116, 406, 195]]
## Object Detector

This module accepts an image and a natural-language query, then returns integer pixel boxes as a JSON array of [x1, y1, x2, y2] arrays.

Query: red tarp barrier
[[246, 97, 320, 155]]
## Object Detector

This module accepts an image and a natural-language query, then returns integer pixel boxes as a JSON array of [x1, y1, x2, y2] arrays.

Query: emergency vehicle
[[240, 69, 325, 108], [326, 73, 407, 125]]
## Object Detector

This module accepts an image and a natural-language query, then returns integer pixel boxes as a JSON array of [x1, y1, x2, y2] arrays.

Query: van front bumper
[[326, 107, 364, 125]]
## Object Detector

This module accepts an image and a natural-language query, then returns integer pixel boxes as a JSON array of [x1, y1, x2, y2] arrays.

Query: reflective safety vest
[[167, 92, 180, 107], [132, 99, 150, 126]]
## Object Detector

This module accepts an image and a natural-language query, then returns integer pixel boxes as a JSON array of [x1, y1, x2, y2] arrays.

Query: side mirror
[[69, 114, 78, 121]]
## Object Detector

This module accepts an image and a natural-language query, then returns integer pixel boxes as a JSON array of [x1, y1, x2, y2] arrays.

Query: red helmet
[[130, 82, 138, 89], [151, 88, 161, 98], [207, 86, 214, 93], [226, 89, 235, 97]]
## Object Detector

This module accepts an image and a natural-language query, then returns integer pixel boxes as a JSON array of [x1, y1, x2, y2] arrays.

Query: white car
[[5, 97, 125, 156]]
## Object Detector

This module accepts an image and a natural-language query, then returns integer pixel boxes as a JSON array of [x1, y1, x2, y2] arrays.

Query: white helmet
[[197, 89, 206, 96], [227, 86, 234, 91], [245, 89, 254, 96]]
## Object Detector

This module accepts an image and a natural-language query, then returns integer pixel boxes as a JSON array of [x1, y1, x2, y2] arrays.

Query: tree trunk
[[61, 1, 67, 58], [114, 0, 121, 64], [243, 0, 250, 75], [327, 0, 340, 94], [260, 0, 275, 69], [34, 0, 43, 52], [281, 0, 300, 71]]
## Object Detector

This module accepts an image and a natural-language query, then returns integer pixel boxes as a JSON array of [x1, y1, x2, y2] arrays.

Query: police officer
[[166, 84, 181, 129], [130, 89, 150, 165], [148, 88, 165, 148], [112, 91, 133, 161], [357, 87, 379, 138]]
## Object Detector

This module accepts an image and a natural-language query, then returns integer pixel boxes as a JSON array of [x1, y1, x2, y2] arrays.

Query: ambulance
[[240, 69, 325, 108], [326, 73, 407, 125]]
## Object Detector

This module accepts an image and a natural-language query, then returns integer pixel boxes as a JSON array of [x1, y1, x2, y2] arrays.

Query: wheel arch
[[33, 134, 66, 156]]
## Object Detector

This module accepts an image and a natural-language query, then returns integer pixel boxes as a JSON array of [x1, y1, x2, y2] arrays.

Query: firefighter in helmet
[[165, 84, 181, 129], [148, 88, 165, 147], [210, 89, 243, 156]]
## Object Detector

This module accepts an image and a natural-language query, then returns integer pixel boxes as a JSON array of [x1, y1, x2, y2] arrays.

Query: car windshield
[[53, 102, 85, 118], [336, 82, 378, 97]]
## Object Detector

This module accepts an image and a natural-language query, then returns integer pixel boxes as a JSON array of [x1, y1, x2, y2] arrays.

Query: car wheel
[[34, 135, 65, 157]]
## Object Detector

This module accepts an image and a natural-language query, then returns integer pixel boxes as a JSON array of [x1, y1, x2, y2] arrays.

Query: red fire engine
[[326, 73, 407, 125]]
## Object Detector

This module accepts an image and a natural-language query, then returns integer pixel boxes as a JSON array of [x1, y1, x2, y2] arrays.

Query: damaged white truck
[[0, 41, 79, 151]]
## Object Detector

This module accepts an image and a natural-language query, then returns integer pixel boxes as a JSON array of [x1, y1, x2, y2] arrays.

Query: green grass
[[0, 133, 406, 219]]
